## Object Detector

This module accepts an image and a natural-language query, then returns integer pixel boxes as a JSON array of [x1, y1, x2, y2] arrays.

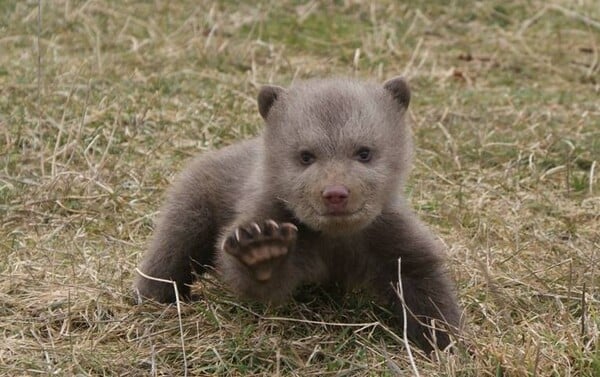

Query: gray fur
[[134, 77, 461, 353]]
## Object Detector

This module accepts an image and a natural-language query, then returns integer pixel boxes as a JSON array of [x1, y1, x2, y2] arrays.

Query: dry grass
[[1, 0, 599, 375]]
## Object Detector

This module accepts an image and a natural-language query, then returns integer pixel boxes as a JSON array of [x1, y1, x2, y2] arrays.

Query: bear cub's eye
[[355, 147, 372, 163], [299, 151, 316, 165]]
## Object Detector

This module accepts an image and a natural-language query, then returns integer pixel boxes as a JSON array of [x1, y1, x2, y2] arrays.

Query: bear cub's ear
[[258, 85, 285, 119], [383, 76, 410, 110]]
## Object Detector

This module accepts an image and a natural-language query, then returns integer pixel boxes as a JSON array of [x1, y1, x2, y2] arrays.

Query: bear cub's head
[[258, 77, 413, 236]]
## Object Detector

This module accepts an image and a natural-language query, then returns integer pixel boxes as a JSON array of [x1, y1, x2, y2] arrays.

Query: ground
[[0, 0, 599, 376]]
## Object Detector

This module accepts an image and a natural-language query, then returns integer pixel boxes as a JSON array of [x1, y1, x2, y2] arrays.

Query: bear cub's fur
[[134, 77, 461, 352]]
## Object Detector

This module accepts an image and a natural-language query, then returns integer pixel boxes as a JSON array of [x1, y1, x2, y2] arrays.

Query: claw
[[266, 219, 279, 229], [222, 235, 238, 254], [251, 222, 261, 234], [280, 223, 298, 239], [221, 237, 227, 251]]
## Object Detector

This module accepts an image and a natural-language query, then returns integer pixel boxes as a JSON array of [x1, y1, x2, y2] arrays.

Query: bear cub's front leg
[[222, 220, 297, 283]]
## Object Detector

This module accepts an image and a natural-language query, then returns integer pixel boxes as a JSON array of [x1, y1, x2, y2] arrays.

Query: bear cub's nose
[[322, 185, 349, 214]]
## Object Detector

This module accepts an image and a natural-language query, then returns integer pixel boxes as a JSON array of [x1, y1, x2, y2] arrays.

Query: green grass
[[1, 0, 599, 375]]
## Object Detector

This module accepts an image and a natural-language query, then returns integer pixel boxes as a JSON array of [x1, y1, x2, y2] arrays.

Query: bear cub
[[134, 77, 461, 352]]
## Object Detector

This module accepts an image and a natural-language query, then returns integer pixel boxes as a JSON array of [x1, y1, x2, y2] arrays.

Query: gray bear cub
[[134, 76, 461, 352]]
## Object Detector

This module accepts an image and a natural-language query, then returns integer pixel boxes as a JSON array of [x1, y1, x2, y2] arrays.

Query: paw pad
[[222, 220, 297, 281]]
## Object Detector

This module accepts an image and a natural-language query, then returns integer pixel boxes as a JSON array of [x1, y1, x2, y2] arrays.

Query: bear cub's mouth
[[310, 202, 367, 218]]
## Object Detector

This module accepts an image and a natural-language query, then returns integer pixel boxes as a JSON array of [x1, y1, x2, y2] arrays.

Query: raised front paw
[[222, 220, 297, 282]]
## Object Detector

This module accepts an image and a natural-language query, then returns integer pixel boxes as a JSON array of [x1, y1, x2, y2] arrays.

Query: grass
[[1, 0, 598, 375]]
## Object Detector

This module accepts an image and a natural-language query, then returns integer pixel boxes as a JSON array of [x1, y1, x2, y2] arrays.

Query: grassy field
[[1, 0, 599, 375]]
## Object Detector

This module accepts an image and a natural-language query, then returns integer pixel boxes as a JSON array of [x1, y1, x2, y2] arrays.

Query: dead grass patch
[[1, 0, 598, 375]]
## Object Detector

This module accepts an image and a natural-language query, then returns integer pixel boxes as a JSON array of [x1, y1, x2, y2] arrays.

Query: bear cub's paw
[[222, 220, 297, 282]]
